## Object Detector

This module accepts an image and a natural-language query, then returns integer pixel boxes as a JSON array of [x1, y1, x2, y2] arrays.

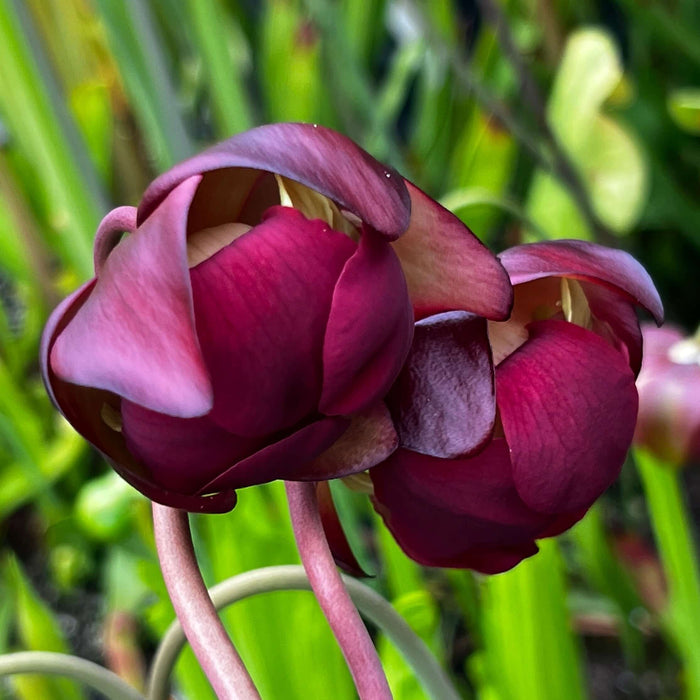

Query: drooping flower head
[[635, 323, 700, 466], [42, 123, 512, 513], [368, 240, 663, 572]]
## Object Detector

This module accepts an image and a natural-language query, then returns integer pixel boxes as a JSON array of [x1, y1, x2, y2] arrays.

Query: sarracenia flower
[[634, 323, 700, 466], [369, 240, 663, 573], [42, 123, 512, 512]]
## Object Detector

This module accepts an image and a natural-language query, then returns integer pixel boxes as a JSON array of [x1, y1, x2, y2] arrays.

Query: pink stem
[[285, 481, 393, 699], [152, 504, 260, 700]]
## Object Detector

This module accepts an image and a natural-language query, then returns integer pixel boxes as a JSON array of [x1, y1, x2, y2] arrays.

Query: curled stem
[[147, 565, 460, 700], [285, 481, 393, 699], [0, 651, 145, 700], [151, 503, 260, 700]]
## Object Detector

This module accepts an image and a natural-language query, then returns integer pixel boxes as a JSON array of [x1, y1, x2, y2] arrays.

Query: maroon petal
[[197, 417, 350, 492], [370, 441, 549, 572], [499, 240, 664, 324], [139, 123, 411, 240], [306, 402, 398, 475], [390, 181, 513, 320], [50, 176, 213, 418], [582, 280, 643, 374], [388, 311, 496, 458], [190, 206, 355, 436], [121, 401, 264, 495], [319, 231, 413, 417], [317, 482, 370, 577], [497, 319, 638, 514]]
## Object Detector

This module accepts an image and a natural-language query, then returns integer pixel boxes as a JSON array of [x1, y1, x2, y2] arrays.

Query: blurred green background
[[1, 0, 700, 698]]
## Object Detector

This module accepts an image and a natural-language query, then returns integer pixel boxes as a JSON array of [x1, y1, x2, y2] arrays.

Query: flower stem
[[285, 481, 393, 699], [147, 565, 460, 700], [151, 504, 260, 700], [0, 651, 145, 700]]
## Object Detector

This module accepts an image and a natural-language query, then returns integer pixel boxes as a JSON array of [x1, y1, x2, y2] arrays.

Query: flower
[[634, 324, 700, 466], [42, 123, 512, 513], [368, 240, 663, 572]]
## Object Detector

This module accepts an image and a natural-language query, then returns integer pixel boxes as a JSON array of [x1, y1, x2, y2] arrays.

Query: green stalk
[[480, 539, 586, 700], [635, 448, 700, 699], [183, 0, 254, 137]]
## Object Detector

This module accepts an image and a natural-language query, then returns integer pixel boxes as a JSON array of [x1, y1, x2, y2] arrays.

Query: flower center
[[560, 278, 592, 329], [275, 174, 360, 240]]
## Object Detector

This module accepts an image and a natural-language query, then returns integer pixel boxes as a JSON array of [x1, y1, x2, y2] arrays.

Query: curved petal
[[51, 176, 213, 418], [306, 402, 398, 475], [41, 279, 96, 409], [197, 416, 350, 492], [499, 240, 664, 323], [42, 285, 235, 513], [388, 311, 495, 458], [139, 123, 411, 241], [121, 401, 264, 495], [94, 206, 137, 274], [320, 231, 413, 416], [582, 280, 643, 374], [497, 320, 638, 514], [390, 181, 513, 320], [370, 441, 549, 572], [191, 206, 355, 436]]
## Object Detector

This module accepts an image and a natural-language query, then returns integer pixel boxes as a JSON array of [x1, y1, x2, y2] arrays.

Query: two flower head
[[42, 123, 663, 573]]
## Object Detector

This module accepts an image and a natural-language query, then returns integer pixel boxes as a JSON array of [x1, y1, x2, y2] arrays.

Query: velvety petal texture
[[499, 239, 663, 324], [497, 320, 638, 513], [388, 311, 495, 458], [371, 441, 546, 572], [320, 232, 413, 416], [391, 182, 513, 320], [139, 123, 411, 240], [51, 176, 213, 418], [190, 206, 355, 436], [368, 239, 660, 573], [44, 123, 454, 512]]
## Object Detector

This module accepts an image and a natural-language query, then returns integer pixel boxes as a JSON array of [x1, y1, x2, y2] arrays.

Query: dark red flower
[[42, 124, 511, 512], [369, 240, 663, 572]]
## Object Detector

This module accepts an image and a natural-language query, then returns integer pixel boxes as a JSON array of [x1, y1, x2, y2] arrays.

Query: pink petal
[[139, 123, 411, 240], [190, 206, 355, 436], [197, 417, 350, 492], [121, 401, 264, 495], [388, 311, 496, 458], [497, 319, 638, 514], [499, 240, 664, 324], [93, 206, 137, 273], [50, 176, 213, 418], [306, 402, 398, 475], [370, 441, 549, 572], [317, 482, 371, 577], [635, 324, 700, 464], [390, 181, 513, 320], [42, 284, 235, 512], [319, 230, 413, 416]]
